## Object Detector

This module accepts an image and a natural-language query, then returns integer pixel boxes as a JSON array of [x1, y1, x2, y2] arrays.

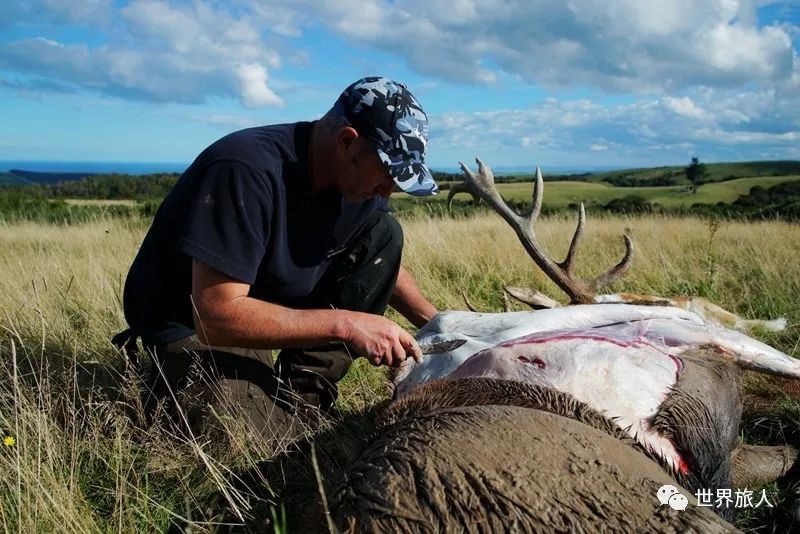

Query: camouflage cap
[[330, 76, 438, 196]]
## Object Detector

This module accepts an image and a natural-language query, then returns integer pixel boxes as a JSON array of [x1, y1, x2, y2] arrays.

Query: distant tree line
[[600, 159, 800, 188], [1, 173, 180, 201], [602, 173, 682, 188], [594, 181, 800, 221], [0, 173, 172, 223], [0, 193, 157, 224]]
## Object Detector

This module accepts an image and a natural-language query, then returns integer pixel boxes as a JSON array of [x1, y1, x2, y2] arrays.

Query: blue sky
[[1, 0, 799, 171]]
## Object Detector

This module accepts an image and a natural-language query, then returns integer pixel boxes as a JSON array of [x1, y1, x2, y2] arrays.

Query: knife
[[419, 339, 468, 355]]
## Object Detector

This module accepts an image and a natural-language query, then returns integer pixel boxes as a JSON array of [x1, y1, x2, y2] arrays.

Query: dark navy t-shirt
[[123, 121, 388, 345]]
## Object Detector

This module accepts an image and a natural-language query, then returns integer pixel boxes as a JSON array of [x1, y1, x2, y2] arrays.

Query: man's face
[[336, 135, 396, 203]]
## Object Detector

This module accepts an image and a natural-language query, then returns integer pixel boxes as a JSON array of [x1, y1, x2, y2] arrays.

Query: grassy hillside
[[0, 172, 27, 186], [588, 160, 800, 185], [510, 175, 800, 207], [436, 175, 800, 209], [2, 173, 799, 223], [434, 160, 800, 186]]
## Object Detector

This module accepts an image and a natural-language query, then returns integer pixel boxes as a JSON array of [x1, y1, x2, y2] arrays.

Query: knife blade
[[419, 339, 468, 355]]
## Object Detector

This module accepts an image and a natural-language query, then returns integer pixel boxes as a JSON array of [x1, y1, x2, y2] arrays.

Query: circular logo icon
[[668, 494, 689, 511], [656, 484, 678, 505]]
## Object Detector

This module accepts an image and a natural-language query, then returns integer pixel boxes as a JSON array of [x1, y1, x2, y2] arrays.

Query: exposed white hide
[[396, 305, 799, 471], [396, 305, 702, 394]]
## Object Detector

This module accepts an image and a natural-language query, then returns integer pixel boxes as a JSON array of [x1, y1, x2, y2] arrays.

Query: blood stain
[[518, 356, 547, 369]]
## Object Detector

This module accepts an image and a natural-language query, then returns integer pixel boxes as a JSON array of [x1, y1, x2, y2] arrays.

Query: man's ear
[[335, 126, 359, 157]]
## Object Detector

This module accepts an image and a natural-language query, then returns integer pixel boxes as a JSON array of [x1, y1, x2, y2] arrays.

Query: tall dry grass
[[0, 212, 799, 531], [403, 212, 800, 327]]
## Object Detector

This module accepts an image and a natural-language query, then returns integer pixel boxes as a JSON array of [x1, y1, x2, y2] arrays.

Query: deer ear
[[504, 287, 563, 310]]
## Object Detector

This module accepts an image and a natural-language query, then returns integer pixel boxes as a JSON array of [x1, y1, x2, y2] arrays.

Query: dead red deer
[[229, 160, 799, 532], [367, 159, 800, 528]]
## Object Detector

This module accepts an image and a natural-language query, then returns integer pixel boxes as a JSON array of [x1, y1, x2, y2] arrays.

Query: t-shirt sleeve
[[176, 161, 272, 284]]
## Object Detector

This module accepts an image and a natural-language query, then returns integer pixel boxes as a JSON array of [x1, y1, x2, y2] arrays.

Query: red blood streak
[[668, 354, 684, 379], [675, 456, 691, 475], [503, 332, 682, 373], [517, 356, 547, 368], [503, 332, 643, 349]]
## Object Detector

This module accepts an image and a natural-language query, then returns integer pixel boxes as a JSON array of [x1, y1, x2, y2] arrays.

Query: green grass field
[[586, 160, 800, 184], [457, 160, 800, 185], [439, 174, 800, 208], [1, 212, 799, 531]]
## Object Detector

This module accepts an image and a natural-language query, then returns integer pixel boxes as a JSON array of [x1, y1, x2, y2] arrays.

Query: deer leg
[[731, 443, 800, 488], [504, 286, 563, 309], [677, 296, 788, 333]]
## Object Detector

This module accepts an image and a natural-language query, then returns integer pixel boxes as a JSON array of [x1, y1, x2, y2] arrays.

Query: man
[[115, 77, 439, 439]]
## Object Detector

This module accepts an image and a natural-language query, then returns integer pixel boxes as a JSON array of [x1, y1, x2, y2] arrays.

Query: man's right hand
[[340, 311, 422, 367]]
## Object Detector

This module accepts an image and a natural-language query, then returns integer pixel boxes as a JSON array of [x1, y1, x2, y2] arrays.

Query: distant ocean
[[1, 161, 624, 176], [0, 161, 190, 175]]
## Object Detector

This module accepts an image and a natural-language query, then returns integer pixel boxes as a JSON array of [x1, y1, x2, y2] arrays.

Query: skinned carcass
[[356, 159, 800, 529], [227, 160, 798, 533]]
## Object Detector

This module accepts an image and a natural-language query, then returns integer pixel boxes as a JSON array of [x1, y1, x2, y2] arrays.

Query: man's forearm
[[189, 260, 422, 364], [194, 296, 351, 349], [389, 266, 438, 328]]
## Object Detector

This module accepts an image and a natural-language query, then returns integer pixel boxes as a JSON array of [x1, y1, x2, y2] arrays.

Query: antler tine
[[559, 203, 586, 276], [589, 234, 634, 292], [462, 290, 481, 312], [457, 157, 636, 304], [459, 158, 523, 225], [459, 158, 589, 303], [446, 182, 472, 212], [529, 167, 544, 224]]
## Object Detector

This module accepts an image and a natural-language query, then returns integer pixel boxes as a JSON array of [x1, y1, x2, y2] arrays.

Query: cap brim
[[376, 147, 438, 197]]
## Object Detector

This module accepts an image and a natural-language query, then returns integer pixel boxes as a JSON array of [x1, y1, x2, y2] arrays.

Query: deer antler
[[458, 157, 633, 304], [447, 182, 481, 211]]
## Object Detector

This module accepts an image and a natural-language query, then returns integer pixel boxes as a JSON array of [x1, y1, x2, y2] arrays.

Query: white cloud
[[1, 0, 798, 165], [663, 96, 709, 120], [43, 0, 112, 24], [285, 0, 797, 91], [429, 85, 800, 166], [235, 63, 284, 108], [4, 0, 798, 105], [0, 0, 284, 107]]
